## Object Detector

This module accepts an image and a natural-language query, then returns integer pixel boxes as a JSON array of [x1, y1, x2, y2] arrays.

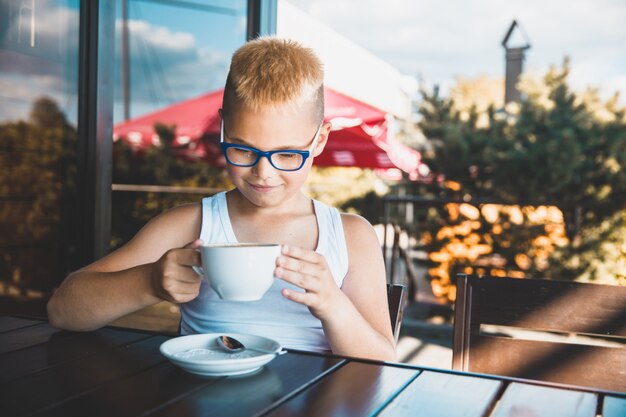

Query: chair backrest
[[452, 274, 626, 392], [387, 283, 407, 342]]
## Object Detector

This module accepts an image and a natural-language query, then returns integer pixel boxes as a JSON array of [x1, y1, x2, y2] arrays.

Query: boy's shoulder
[[160, 202, 202, 220], [104, 202, 203, 266], [340, 212, 375, 233], [340, 212, 381, 258], [146, 202, 202, 239]]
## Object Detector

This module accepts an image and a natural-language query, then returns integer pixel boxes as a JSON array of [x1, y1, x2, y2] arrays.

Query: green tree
[[410, 62, 626, 287], [418, 63, 626, 229], [0, 97, 78, 292]]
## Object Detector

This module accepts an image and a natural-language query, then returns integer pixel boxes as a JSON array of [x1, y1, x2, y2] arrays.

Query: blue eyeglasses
[[220, 120, 322, 172]]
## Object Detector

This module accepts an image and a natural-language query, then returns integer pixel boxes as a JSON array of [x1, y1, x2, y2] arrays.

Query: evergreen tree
[[412, 62, 626, 287]]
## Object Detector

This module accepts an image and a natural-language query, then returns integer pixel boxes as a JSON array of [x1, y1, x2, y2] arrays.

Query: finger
[[167, 276, 201, 291], [175, 248, 202, 267], [162, 274, 200, 291], [275, 267, 320, 292], [184, 239, 204, 249], [173, 272, 203, 284], [281, 245, 322, 264], [276, 255, 320, 276], [172, 286, 201, 296], [281, 287, 315, 306], [169, 289, 200, 303]]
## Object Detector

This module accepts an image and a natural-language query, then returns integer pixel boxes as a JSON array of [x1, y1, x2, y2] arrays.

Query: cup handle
[[190, 250, 229, 300], [192, 247, 204, 277], [191, 263, 225, 299]]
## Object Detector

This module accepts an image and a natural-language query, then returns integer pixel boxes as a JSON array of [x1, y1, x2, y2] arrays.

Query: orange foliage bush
[[423, 203, 569, 302]]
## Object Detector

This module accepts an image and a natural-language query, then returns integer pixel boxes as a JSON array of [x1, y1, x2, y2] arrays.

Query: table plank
[[0, 322, 60, 355], [378, 370, 502, 417], [144, 351, 345, 417], [0, 327, 153, 385], [32, 361, 221, 417], [0, 316, 44, 333], [492, 382, 597, 417], [264, 360, 418, 417], [1, 335, 169, 417], [603, 396, 626, 417]]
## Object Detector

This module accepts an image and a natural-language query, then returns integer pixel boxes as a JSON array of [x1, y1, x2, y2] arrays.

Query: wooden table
[[1, 316, 624, 417]]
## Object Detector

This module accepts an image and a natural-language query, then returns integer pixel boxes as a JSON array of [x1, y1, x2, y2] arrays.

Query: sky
[[111, 0, 248, 122], [0, 0, 248, 124], [288, 0, 626, 105], [2, 0, 625, 126]]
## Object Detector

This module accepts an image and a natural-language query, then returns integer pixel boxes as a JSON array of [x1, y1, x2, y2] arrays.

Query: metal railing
[[112, 184, 226, 195]]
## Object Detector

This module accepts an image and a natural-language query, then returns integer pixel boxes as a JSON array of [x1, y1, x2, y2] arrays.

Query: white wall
[[277, 0, 417, 119]]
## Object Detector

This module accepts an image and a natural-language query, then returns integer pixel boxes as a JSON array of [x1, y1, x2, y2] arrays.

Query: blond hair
[[222, 36, 324, 123]]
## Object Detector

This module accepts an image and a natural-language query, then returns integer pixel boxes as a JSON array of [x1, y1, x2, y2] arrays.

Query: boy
[[48, 36, 396, 361]]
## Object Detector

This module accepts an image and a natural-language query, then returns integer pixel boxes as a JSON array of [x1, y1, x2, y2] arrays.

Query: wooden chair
[[452, 274, 626, 392], [387, 283, 407, 342]]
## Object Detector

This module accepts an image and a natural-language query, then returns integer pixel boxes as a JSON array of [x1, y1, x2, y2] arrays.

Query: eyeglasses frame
[[219, 119, 323, 172]]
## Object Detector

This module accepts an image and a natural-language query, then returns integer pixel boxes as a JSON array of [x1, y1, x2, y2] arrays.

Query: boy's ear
[[312, 122, 332, 157]]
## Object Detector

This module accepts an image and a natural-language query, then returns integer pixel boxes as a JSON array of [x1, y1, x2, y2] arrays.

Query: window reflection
[[0, 0, 80, 300], [0, 0, 251, 307], [111, 0, 247, 249], [114, 0, 246, 123]]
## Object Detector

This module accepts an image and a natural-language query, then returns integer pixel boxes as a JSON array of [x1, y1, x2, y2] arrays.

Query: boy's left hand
[[275, 245, 346, 321]]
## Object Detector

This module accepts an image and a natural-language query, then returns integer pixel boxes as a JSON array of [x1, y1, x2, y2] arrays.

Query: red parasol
[[113, 87, 425, 175]]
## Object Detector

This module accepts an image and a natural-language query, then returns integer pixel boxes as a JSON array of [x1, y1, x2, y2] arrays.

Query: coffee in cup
[[192, 243, 280, 301]]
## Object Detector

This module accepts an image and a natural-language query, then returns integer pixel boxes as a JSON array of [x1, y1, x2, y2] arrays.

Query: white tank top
[[179, 191, 349, 352]]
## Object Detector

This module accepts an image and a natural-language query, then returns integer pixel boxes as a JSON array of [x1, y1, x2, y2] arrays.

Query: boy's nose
[[251, 155, 275, 179]]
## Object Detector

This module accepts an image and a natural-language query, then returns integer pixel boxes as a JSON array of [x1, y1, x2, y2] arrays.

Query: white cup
[[192, 243, 280, 301]]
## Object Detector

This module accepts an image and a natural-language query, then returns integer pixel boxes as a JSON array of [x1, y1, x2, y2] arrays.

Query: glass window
[[113, 0, 247, 122], [111, 0, 248, 249], [0, 0, 81, 298]]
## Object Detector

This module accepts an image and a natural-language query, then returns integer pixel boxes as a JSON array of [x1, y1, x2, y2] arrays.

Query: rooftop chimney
[[502, 20, 531, 105]]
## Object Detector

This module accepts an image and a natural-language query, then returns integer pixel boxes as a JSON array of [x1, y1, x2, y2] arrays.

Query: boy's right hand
[[150, 239, 204, 303]]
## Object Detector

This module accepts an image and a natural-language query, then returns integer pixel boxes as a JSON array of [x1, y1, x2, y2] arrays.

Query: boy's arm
[[47, 203, 202, 331], [276, 213, 396, 361], [324, 213, 396, 360]]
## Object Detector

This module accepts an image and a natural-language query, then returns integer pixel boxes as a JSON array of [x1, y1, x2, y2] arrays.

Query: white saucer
[[159, 333, 283, 377]]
